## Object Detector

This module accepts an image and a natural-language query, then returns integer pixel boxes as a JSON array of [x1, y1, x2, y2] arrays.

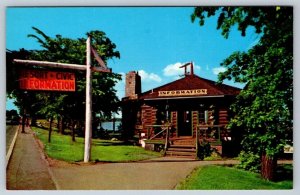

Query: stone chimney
[[125, 71, 141, 99]]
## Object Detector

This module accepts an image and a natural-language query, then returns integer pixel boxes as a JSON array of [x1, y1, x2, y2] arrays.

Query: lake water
[[99, 121, 121, 131]]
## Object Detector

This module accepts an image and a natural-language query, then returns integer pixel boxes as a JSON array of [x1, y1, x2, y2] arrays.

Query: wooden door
[[177, 110, 192, 136]]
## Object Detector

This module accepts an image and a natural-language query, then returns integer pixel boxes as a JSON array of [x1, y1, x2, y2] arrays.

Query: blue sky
[[6, 7, 260, 111]]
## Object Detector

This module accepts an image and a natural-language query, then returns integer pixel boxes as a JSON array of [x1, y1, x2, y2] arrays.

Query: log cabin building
[[122, 63, 241, 158]]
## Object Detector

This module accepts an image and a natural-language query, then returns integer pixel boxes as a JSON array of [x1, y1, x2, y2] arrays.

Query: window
[[198, 109, 208, 124]]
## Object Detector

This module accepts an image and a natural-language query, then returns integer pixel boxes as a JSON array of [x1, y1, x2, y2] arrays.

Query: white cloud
[[163, 62, 184, 77], [138, 70, 162, 83], [212, 67, 227, 75], [194, 65, 201, 71], [163, 62, 201, 77]]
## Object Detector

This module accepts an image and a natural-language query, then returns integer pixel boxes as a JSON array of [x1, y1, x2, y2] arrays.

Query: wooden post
[[196, 125, 199, 159], [84, 36, 92, 163], [147, 127, 150, 139], [164, 125, 170, 156]]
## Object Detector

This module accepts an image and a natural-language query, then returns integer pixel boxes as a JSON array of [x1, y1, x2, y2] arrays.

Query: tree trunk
[[71, 120, 76, 142], [261, 153, 277, 181], [59, 117, 65, 134], [21, 109, 26, 133], [31, 117, 37, 127], [48, 117, 53, 143]]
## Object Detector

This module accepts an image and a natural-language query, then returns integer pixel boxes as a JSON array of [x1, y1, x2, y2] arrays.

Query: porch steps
[[171, 138, 195, 146], [166, 139, 196, 158], [165, 143, 196, 157]]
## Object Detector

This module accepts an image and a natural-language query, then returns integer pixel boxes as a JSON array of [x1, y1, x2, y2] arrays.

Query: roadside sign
[[14, 35, 110, 162], [19, 69, 75, 91]]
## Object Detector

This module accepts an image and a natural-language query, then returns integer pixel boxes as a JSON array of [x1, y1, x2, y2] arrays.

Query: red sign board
[[19, 69, 75, 91]]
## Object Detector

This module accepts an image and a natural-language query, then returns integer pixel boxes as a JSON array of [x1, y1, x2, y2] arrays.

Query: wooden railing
[[146, 124, 172, 156], [146, 124, 171, 140], [195, 124, 224, 157]]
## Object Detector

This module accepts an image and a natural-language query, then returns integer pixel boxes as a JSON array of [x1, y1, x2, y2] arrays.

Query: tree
[[27, 27, 121, 119], [6, 27, 121, 139], [7, 49, 43, 131], [191, 7, 292, 180]]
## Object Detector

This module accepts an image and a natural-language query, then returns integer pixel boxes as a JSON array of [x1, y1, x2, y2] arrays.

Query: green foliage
[[197, 141, 213, 160], [237, 151, 261, 172], [7, 27, 122, 125], [191, 7, 293, 176], [6, 109, 19, 120], [203, 151, 222, 161], [176, 165, 292, 189]]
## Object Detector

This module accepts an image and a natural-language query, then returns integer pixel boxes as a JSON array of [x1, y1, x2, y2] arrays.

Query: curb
[[6, 126, 19, 169], [31, 128, 60, 190]]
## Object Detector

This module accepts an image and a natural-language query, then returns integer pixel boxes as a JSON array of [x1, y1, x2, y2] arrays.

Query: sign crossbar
[[13, 59, 111, 73]]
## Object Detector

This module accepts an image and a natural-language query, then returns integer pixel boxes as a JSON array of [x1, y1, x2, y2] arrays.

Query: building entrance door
[[177, 110, 192, 136]]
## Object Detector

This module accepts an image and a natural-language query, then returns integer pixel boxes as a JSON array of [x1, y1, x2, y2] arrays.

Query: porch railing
[[195, 124, 224, 157], [146, 124, 172, 156]]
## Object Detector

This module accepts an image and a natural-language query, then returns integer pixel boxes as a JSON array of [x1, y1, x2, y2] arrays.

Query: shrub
[[237, 151, 261, 172], [197, 141, 213, 160]]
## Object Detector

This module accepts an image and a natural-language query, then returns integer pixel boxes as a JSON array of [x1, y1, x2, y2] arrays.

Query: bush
[[204, 151, 222, 161], [237, 151, 261, 172], [197, 142, 213, 160]]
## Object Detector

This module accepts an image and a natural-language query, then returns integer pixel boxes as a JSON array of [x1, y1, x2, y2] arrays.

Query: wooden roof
[[139, 74, 241, 100]]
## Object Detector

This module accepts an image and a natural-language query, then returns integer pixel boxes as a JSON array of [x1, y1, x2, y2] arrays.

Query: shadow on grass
[[222, 163, 293, 182], [92, 141, 126, 146], [274, 164, 293, 182]]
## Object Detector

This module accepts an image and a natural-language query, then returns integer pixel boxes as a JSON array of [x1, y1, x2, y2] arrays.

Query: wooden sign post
[[14, 35, 111, 162], [84, 36, 92, 162]]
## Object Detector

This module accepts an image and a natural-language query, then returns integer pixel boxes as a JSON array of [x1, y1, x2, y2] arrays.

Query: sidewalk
[[6, 127, 56, 190]]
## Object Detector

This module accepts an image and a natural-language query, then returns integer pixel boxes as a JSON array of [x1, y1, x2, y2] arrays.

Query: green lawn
[[176, 165, 293, 190], [32, 127, 161, 162]]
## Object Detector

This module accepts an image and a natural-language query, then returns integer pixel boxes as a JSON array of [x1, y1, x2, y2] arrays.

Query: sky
[[6, 7, 260, 111]]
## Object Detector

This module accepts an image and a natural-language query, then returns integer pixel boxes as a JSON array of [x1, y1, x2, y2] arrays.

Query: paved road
[[6, 127, 56, 190], [50, 158, 238, 190]]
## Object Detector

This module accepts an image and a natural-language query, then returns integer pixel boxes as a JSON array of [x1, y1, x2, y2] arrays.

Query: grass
[[176, 165, 293, 190], [32, 127, 162, 162]]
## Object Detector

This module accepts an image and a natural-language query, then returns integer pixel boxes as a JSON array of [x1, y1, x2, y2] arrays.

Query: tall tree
[[6, 49, 42, 131], [191, 7, 292, 180], [27, 27, 121, 119]]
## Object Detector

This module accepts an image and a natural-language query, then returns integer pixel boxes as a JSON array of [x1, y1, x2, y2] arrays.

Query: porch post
[[195, 125, 199, 159]]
